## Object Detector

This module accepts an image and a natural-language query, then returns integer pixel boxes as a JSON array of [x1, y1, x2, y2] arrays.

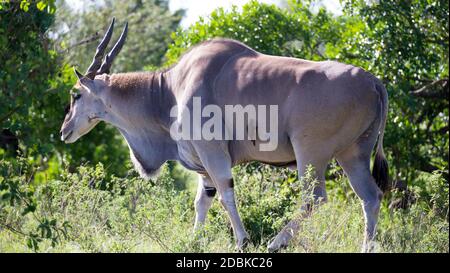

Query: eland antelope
[[60, 18, 389, 252]]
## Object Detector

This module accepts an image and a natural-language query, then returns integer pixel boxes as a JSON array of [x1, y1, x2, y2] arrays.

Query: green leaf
[[20, 0, 29, 12], [21, 204, 36, 215], [36, 1, 47, 11]]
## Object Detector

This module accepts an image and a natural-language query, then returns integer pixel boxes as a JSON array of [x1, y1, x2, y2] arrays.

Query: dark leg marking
[[204, 186, 217, 197], [229, 178, 234, 188]]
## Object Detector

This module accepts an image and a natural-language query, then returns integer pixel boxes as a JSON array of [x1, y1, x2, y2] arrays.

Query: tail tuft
[[372, 81, 389, 193], [372, 152, 389, 193]]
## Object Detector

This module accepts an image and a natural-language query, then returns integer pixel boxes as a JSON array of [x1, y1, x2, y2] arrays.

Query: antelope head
[[60, 18, 128, 143]]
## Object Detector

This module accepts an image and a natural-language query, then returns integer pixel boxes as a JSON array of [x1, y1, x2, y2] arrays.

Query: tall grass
[[0, 160, 448, 253]]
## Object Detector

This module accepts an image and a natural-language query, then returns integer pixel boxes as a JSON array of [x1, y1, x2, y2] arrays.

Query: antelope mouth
[[88, 114, 101, 122], [61, 130, 73, 142]]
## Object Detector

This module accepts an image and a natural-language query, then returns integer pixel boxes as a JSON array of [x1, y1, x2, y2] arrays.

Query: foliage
[[0, 158, 70, 251], [166, 0, 346, 64], [0, 157, 447, 252], [0, 0, 56, 13], [0, 2, 57, 150]]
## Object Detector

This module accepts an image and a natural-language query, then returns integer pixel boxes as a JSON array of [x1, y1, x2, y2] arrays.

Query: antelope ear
[[74, 68, 98, 95], [74, 68, 84, 80]]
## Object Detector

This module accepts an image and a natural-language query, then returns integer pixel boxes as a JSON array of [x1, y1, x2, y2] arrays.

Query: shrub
[[1, 157, 448, 252]]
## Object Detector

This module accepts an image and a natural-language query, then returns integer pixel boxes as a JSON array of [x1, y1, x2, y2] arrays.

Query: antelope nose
[[60, 129, 73, 142]]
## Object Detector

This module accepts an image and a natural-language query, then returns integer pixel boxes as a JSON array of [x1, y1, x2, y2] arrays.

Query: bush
[[1, 157, 448, 252]]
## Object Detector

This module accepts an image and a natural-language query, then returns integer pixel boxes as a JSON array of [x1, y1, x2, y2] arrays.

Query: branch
[[410, 79, 449, 99], [58, 33, 101, 54], [0, 222, 29, 238]]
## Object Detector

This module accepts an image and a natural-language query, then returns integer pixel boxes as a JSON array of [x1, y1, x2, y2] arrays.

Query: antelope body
[[60, 19, 389, 252]]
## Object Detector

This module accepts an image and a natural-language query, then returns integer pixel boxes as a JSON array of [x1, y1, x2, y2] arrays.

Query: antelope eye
[[72, 93, 82, 100]]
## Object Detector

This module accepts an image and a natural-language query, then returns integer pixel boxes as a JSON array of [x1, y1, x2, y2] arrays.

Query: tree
[[341, 0, 449, 182], [0, 1, 59, 155]]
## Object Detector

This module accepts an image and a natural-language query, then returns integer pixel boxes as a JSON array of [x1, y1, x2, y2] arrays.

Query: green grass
[[0, 162, 448, 253]]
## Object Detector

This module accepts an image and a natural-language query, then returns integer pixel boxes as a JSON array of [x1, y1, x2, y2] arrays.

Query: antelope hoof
[[362, 240, 378, 253], [236, 237, 251, 252], [267, 239, 288, 253], [267, 231, 292, 253]]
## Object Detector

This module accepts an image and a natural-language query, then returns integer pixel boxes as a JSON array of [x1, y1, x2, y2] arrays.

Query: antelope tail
[[372, 82, 390, 193]]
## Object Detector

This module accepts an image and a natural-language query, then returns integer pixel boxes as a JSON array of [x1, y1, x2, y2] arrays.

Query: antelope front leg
[[194, 174, 216, 231], [216, 177, 249, 250], [193, 142, 249, 250]]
